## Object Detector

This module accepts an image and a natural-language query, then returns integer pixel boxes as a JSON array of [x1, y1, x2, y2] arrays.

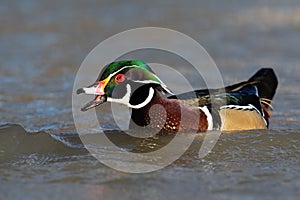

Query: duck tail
[[247, 68, 278, 101], [247, 68, 278, 120], [223, 68, 278, 123], [224, 68, 278, 104]]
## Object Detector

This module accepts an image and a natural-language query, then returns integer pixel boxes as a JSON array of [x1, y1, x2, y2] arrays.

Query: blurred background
[[1, 0, 300, 199]]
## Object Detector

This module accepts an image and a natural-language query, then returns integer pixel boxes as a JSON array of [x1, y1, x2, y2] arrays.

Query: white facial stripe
[[106, 65, 142, 80], [146, 73, 174, 95], [161, 86, 173, 95], [106, 64, 173, 94], [199, 106, 213, 130], [132, 80, 160, 84], [133, 80, 173, 95], [107, 84, 155, 109], [107, 65, 133, 79], [107, 84, 131, 105], [129, 87, 154, 109], [81, 65, 137, 95]]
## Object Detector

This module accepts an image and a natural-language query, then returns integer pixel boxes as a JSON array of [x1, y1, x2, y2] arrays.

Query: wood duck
[[77, 60, 278, 133]]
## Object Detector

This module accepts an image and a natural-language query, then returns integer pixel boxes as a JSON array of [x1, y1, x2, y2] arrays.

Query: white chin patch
[[107, 84, 155, 109]]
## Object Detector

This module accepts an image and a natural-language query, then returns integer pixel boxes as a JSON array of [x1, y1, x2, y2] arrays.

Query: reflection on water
[[1, 0, 300, 199]]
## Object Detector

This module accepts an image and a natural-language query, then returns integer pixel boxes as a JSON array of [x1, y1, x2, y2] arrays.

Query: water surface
[[1, 0, 300, 199]]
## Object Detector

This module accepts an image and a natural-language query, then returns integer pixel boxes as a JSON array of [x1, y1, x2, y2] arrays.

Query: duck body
[[129, 84, 210, 133], [77, 60, 278, 133]]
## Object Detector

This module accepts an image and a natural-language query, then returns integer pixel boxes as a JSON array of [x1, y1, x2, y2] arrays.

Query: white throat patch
[[107, 84, 155, 109]]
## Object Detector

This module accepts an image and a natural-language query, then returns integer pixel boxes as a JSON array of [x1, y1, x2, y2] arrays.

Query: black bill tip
[[77, 88, 85, 94]]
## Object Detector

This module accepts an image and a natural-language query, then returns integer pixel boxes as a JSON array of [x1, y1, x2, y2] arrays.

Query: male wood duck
[[77, 60, 278, 133]]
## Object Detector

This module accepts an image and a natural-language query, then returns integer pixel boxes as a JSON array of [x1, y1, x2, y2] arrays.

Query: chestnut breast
[[131, 96, 209, 133]]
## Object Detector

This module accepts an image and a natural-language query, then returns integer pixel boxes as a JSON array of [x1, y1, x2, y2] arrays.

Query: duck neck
[[129, 85, 162, 128]]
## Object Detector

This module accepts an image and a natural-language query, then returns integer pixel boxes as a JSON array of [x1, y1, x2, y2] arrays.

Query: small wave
[[0, 124, 87, 165]]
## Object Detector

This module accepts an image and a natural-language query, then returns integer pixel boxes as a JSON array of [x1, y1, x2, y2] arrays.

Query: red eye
[[115, 74, 125, 83]]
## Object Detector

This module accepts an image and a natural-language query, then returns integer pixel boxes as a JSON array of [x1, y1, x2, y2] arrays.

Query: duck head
[[77, 60, 173, 111]]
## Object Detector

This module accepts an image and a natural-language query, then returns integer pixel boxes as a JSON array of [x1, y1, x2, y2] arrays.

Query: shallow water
[[1, 0, 300, 199]]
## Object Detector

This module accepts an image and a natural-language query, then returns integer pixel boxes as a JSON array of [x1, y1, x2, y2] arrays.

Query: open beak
[[77, 78, 109, 111], [79, 94, 107, 111]]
